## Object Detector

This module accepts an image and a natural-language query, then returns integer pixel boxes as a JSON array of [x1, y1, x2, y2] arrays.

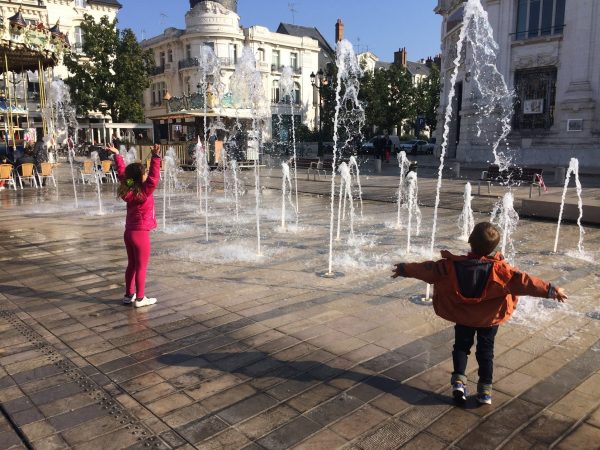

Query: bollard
[[374, 157, 382, 173], [554, 166, 566, 183], [450, 161, 461, 178]]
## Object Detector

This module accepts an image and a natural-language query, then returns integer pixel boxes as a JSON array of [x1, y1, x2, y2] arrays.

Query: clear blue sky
[[117, 0, 442, 62]]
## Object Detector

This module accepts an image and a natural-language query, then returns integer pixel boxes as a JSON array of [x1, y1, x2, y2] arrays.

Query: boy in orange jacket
[[391, 222, 567, 405]]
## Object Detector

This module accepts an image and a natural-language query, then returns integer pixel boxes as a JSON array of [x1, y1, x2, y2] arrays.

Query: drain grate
[[0, 310, 168, 449]]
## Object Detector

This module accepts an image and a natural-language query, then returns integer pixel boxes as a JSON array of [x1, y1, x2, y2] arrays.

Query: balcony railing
[[149, 65, 165, 76], [178, 58, 198, 70], [511, 25, 565, 41], [271, 65, 301, 74]]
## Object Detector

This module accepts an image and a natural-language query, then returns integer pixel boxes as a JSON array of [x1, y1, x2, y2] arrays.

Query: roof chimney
[[335, 18, 344, 43], [394, 47, 407, 68]]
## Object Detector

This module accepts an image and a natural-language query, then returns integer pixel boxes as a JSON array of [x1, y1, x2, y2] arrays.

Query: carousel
[[0, 8, 70, 161]]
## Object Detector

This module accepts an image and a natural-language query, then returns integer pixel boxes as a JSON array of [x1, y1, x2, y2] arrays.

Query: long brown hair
[[117, 162, 146, 199]]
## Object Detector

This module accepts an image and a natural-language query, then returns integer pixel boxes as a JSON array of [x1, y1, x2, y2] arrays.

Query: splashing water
[[194, 138, 210, 241], [327, 39, 365, 275], [125, 147, 138, 165], [553, 158, 585, 255], [229, 159, 241, 221], [45, 80, 78, 146], [65, 137, 78, 208], [45, 80, 78, 202], [230, 47, 269, 255], [279, 66, 300, 219], [458, 182, 475, 241], [427, 0, 514, 298], [491, 191, 519, 262], [280, 162, 295, 230], [162, 148, 178, 230], [348, 156, 364, 218], [336, 162, 356, 241], [90, 151, 103, 215], [405, 171, 422, 254], [396, 151, 410, 228]]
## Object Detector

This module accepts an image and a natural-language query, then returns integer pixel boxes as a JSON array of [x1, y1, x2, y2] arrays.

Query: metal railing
[[178, 58, 198, 70], [149, 65, 165, 75], [511, 25, 565, 41]]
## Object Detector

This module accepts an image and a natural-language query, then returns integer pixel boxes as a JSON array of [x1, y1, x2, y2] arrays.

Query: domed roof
[[190, 0, 237, 12]]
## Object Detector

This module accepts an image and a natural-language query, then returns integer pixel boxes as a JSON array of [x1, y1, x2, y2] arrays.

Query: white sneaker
[[123, 293, 136, 305], [134, 296, 157, 308]]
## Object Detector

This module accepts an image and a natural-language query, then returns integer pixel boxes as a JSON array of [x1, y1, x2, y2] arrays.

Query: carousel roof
[[0, 16, 70, 73]]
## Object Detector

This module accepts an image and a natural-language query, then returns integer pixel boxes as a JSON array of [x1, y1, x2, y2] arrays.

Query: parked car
[[424, 138, 436, 154], [359, 135, 402, 156], [398, 139, 429, 155]]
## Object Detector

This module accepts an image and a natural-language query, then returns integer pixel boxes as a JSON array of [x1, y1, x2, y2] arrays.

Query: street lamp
[[310, 68, 329, 157]]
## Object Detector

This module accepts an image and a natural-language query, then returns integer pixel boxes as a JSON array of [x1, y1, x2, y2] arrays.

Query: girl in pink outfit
[[108, 144, 161, 308]]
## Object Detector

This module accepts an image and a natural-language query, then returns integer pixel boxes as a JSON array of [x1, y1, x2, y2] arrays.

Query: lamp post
[[310, 68, 329, 157]]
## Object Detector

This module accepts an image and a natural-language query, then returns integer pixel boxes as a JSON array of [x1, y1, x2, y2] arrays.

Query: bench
[[478, 165, 545, 198], [292, 158, 320, 180]]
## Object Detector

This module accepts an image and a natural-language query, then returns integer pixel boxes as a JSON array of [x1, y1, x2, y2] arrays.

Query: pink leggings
[[124, 230, 150, 298]]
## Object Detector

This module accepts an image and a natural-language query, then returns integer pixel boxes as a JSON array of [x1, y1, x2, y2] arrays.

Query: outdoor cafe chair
[[37, 162, 57, 187], [18, 163, 39, 189], [0, 163, 18, 190], [80, 160, 97, 184], [100, 160, 117, 184]]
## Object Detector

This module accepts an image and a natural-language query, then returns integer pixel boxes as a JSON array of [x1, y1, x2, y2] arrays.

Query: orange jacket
[[396, 251, 555, 328]]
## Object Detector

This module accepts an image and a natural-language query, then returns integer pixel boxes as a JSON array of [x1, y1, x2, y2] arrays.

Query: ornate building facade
[[435, 0, 600, 168], [142, 0, 320, 143]]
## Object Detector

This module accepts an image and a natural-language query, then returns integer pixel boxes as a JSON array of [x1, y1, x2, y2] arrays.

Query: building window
[[294, 82, 301, 105], [515, 0, 565, 40], [204, 42, 215, 51], [271, 80, 280, 103], [272, 50, 280, 69], [74, 26, 84, 51], [186, 44, 192, 60], [229, 43, 237, 64], [151, 82, 167, 106], [74, 0, 86, 8], [290, 52, 298, 69], [159, 51, 166, 67], [167, 49, 173, 63], [513, 67, 557, 130], [257, 48, 265, 62]]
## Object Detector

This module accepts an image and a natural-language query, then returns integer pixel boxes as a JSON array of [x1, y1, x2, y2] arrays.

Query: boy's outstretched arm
[[391, 260, 446, 284], [507, 271, 568, 302]]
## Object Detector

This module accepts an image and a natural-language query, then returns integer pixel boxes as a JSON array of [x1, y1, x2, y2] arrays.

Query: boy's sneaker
[[123, 293, 136, 305], [134, 297, 157, 308], [476, 392, 492, 405], [452, 382, 467, 404]]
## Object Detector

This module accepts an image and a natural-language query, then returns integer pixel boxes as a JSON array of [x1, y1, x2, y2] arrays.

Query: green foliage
[[414, 64, 441, 134], [359, 61, 441, 138], [360, 65, 415, 136], [64, 14, 153, 123]]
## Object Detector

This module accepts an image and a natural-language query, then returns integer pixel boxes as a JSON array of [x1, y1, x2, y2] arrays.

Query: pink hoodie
[[114, 154, 161, 231]]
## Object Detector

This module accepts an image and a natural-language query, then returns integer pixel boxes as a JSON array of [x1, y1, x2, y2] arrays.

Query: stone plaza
[[0, 167, 599, 450]]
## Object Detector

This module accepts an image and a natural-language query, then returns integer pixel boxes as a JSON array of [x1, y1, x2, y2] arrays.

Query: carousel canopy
[[0, 14, 70, 73]]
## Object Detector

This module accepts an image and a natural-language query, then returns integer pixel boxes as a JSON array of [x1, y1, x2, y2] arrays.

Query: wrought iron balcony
[[178, 58, 198, 70], [149, 65, 165, 76]]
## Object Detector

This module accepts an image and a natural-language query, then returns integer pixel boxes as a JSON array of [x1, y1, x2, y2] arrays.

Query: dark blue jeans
[[452, 324, 499, 387]]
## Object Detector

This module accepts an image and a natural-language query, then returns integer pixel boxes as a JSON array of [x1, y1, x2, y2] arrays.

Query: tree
[[64, 14, 153, 123], [360, 65, 415, 136], [414, 63, 441, 136]]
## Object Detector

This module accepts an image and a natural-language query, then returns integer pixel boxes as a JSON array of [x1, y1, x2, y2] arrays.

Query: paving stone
[[217, 393, 278, 424], [555, 423, 600, 450], [356, 418, 419, 450], [330, 404, 390, 440], [519, 411, 575, 445], [256, 416, 320, 450], [292, 429, 348, 449], [237, 405, 298, 440], [176, 415, 229, 445]]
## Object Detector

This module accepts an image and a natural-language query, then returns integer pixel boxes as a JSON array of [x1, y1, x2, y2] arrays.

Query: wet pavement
[[0, 167, 599, 449]]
